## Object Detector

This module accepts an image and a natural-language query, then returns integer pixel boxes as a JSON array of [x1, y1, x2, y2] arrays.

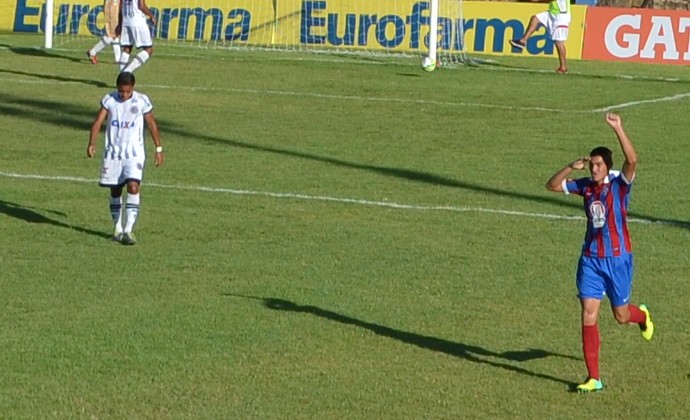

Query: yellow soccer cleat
[[577, 378, 604, 393], [639, 304, 654, 341], [121, 232, 137, 246]]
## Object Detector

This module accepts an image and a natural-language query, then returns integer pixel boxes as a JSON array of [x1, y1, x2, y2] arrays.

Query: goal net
[[40, 0, 470, 63]]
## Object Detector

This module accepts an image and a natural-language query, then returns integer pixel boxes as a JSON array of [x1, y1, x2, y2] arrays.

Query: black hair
[[590, 146, 613, 171], [116, 72, 136, 87]]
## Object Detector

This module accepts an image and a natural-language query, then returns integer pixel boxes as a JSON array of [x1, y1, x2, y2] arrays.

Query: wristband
[[155, 146, 163, 153]]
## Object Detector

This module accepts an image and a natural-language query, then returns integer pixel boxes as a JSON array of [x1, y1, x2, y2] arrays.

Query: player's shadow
[[163, 125, 690, 229], [1, 88, 686, 230], [0, 43, 82, 63], [0, 68, 108, 88], [226, 294, 579, 388], [0, 199, 111, 239], [0, 91, 94, 131]]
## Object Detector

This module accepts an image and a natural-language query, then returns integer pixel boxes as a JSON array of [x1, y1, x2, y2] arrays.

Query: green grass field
[[1, 33, 689, 418]]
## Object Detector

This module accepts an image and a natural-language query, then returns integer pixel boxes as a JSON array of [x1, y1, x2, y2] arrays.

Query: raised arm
[[605, 112, 637, 182], [545, 157, 589, 192]]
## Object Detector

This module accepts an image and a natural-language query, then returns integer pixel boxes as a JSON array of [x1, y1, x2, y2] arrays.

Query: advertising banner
[[5, 0, 586, 58], [583, 6, 690, 65], [464, 2, 586, 58], [7, 0, 277, 42]]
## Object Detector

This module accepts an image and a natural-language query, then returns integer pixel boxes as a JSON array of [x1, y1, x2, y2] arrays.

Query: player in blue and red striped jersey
[[545, 112, 654, 393]]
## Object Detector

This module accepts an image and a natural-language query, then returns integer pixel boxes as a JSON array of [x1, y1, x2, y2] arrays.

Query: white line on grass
[[147, 83, 577, 113], [593, 92, 690, 112], [3, 75, 689, 114], [0, 75, 572, 113], [0, 171, 677, 227], [2, 69, 690, 113]]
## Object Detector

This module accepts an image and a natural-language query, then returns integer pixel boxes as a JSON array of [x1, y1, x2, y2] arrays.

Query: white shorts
[[99, 157, 145, 187], [535, 11, 570, 42], [120, 24, 153, 48]]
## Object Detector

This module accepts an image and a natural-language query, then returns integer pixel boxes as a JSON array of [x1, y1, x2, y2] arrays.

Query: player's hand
[[149, 15, 157, 26], [87, 144, 96, 158], [605, 112, 622, 129], [569, 157, 589, 170], [154, 151, 164, 167]]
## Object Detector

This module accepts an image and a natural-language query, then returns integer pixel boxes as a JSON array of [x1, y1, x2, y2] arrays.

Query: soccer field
[[1, 33, 689, 418]]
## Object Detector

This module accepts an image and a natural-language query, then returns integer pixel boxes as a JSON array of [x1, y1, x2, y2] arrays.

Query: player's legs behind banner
[[86, 0, 121, 65]]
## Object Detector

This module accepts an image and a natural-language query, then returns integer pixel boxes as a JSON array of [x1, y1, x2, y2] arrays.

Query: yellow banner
[[4, 0, 585, 58]]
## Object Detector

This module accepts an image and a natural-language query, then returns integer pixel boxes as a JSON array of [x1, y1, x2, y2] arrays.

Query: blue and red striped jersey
[[564, 171, 633, 258]]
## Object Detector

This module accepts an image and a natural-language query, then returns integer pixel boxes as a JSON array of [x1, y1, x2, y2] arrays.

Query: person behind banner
[[86, 0, 122, 65], [509, 0, 571, 74]]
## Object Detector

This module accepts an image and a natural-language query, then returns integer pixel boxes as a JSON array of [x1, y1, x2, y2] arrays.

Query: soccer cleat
[[576, 378, 604, 393], [556, 67, 568, 74], [112, 232, 123, 242], [509, 39, 526, 50], [86, 51, 98, 64], [639, 304, 654, 341], [121, 232, 137, 245]]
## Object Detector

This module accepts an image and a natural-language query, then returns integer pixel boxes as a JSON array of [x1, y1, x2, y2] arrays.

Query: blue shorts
[[576, 254, 633, 307]]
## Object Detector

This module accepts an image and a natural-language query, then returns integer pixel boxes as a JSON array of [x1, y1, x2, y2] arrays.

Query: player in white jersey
[[118, 0, 156, 73], [87, 72, 164, 245], [86, 0, 122, 66]]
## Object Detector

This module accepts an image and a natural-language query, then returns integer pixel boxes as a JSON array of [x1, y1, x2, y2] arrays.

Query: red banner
[[583, 7, 690, 65]]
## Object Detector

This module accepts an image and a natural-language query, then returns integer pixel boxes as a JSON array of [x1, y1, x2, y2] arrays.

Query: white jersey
[[101, 90, 153, 160], [121, 0, 148, 27]]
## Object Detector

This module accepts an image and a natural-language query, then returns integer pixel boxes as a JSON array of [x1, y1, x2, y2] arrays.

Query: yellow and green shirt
[[549, 0, 571, 14]]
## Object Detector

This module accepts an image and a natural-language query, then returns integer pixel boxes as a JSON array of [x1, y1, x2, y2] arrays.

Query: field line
[[2, 74, 689, 113], [144, 83, 578, 113], [0, 170, 674, 226], [593, 92, 690, 112], [0, 75, 572, 113]]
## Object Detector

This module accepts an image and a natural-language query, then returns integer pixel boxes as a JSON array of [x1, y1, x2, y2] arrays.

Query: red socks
[[581, 306, 647, 380], [628, 305, 647, 324], [582, 324, 600, 380]]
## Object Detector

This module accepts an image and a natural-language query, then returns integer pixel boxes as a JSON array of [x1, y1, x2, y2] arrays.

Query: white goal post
[[42, 0, 470, 63]]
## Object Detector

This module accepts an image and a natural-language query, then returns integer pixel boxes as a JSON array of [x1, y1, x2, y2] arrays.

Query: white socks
[[112, 39, 122, 63], [109, 195, 123, 235], [89, 35, 113, 56], [118, 51, 130, 71], [110, 193, 140, 234], [124, 193, 140, 234], [123, 50, 150, 73]]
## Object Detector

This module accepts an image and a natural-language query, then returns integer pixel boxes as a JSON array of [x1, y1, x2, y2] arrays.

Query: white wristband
[[155, 146, 163, 153]]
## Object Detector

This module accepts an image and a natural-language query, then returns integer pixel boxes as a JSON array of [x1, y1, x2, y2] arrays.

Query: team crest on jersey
[[590, 201, 606, 228], [130, 106, 139, 114]]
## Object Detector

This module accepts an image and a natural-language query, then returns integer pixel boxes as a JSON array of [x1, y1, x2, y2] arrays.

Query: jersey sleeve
[[618, 170, 634, 185], [140, 93, 153, 114], [611, 171, 634, 193], [563, 177, 588, 196], [101, 93, 113, 109]]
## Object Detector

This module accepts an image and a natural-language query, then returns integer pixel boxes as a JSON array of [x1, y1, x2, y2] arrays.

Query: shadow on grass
[[162, 126, 690, 229], [0, 91, 95, 131], [2, 92, 688, 229], [0, 199, 110, 239], [227, 294, 579, 388], [0, 67, 108, 88], [0, 43, 82, 63]]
